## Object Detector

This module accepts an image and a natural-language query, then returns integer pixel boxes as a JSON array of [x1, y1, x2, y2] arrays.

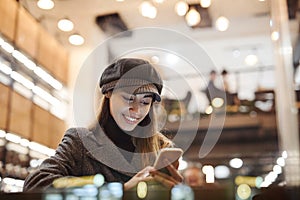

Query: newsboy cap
[[99, 58, 163, 102]]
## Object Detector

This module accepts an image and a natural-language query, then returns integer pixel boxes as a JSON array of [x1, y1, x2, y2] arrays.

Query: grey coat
[[23, 127, 157, 191]]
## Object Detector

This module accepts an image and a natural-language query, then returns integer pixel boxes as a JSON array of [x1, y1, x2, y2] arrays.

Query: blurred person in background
[[220, 69, 240, 108], [204, 70, 224, 105], [182, 163, 204, 187]]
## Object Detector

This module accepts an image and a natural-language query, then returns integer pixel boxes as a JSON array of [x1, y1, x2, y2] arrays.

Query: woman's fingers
[[150, 170, 181, 190], [124, 166, 156, 191], [172, 160, 180, 169], [137, 166, 155, 177], [165, 163, 183, 182], [151, 173, 176, 189], [141, 176, 154, 182], [151, 170, 177, 183]]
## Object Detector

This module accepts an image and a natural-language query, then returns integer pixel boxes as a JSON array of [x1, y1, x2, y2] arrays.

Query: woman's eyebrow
[[142, 94, 154, 98]]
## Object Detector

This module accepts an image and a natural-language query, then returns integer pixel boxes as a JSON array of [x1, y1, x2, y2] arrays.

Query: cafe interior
[[0, 0, 300, 199]]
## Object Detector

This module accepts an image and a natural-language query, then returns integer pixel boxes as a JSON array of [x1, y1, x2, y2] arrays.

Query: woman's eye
[[141, 98, 152, 105]]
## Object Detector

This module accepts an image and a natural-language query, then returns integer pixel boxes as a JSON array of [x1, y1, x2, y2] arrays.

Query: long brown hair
[[92, 95, 172, 167]]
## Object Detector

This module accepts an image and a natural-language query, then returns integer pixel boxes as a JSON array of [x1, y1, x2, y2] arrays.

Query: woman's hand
[[124, 160, 183, 191], [124, 166, 155, 191], [150, 160, 183, 189]]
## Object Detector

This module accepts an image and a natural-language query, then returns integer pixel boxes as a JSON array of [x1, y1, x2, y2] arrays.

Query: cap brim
[[116, 84, 161, 102], [133, 91, 161, 102]]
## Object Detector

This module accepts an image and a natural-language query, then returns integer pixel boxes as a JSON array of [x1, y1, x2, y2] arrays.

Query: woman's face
[[109, 90, 153, 131]]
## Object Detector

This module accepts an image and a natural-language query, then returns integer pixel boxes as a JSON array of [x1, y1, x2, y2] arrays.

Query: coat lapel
[[78, 127, 140, 175]]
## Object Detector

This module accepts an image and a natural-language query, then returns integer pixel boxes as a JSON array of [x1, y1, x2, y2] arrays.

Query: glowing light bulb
[[37, 0, 54, 10], [185, 8, 201, 26], [175, 1, 189, 16], [58, 18, 74, 32], [69, 33, 85, 46]]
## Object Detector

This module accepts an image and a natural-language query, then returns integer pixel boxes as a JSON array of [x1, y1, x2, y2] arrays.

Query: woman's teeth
[[124, 115, 138, 122]]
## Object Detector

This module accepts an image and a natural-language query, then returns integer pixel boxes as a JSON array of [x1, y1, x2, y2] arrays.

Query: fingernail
[[143, 172, 149, 178]]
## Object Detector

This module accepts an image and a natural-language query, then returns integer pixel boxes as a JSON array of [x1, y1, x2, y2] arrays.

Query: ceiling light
[[232, 49, 241, 58], [154, 0, 164, 3], [34, 67, 63, 90], [0, 130, 6, 138], [10, 71, 34, 89], [69, 33, 85, 46], [271, 31, 279, 41], [255, 177, 263, 188], [20, 138, 30, 147], [150, 55, 160, 64], [185, 8, 201, 26], [57, 18, 74, 32], [32, 86, 60, 106], [229, 158, 243, 168], [5, 133, 21, 144], [147, 6, 157, 19], [12, 50, 36, 70], [237, 184, 251, 200], [276, 157, 285, 167], [273, 165, 282, 174], [212, 97, 224, 108], [205, 105, 213, 114], [214, 165, 230, 179], [200, 0, 211, 8], [175, 1, 189, 16], [215, 16, 230, 31], [139, 1, 157, 19], [0, 63, 12, 75], [178, 157, 188, 170], [166, 53, 179, 64], [244, 54, 258, 66], [1, 41, 14, 53], [0, 37, 4, 46], [282, 151, 288, 158], [202, 165, 215, 183], [37, 0, 54, 10], [29, 141, 55, 156]]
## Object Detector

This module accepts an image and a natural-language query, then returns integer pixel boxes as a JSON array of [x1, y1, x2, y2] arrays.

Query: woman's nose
[[129, 101, 140, 113]]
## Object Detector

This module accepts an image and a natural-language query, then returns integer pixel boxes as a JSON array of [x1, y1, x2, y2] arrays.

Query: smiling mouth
[[123, 114, 140, 124]]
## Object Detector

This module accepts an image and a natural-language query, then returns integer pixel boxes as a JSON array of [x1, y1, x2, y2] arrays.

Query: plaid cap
[[99, 58, 163, 102]]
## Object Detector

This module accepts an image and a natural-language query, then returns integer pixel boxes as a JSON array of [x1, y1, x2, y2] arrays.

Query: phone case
[[153, 148, 183, 170]]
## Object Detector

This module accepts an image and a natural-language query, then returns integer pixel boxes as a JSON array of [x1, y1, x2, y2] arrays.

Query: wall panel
[[52, 41, 69, 85], [15, 6, 39, 58], [36, 27, 56, 74], [0, 84, 10, 129], [8, 91, 32, 138], [49, 114, 66, 149], [31, 104, 50, 146], [0, 0, 18, 41]]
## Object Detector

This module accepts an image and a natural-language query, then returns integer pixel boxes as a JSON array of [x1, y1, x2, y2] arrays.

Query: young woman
[[23, 58, 183, 191]]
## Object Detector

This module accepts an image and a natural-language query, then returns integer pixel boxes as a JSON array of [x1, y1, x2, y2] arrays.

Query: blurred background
[[0, 0, 300, 199]]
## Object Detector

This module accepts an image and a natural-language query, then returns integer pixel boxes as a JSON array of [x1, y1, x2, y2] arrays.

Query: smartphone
[[153, 148, 183, 175]]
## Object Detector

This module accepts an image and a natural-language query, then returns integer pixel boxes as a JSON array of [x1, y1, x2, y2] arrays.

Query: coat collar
[[78, 126, 155, 176]]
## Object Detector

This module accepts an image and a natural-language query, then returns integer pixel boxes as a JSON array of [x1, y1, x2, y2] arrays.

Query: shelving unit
[[0, 0, 70, 192]]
